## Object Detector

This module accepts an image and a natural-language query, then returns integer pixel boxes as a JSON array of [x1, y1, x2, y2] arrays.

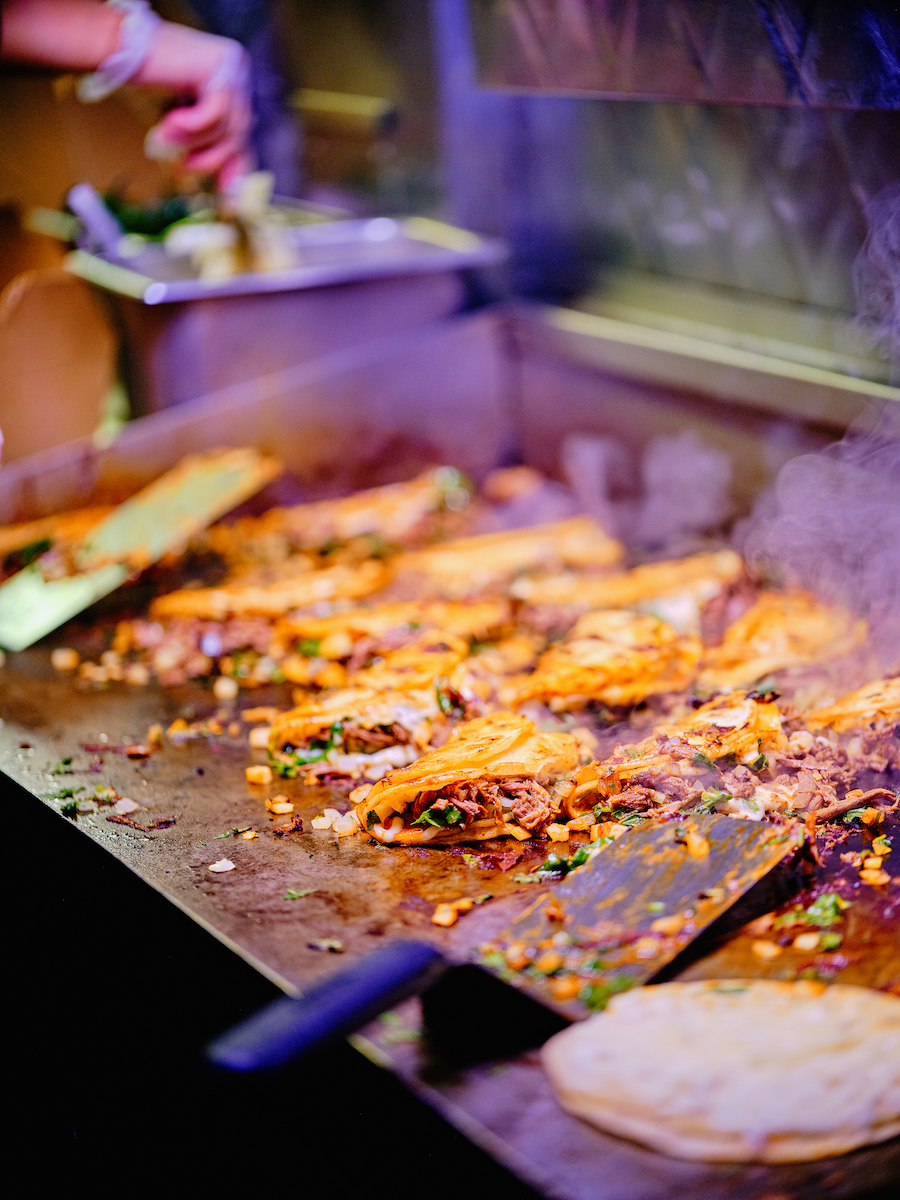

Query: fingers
[[153, 87, 252, 187]]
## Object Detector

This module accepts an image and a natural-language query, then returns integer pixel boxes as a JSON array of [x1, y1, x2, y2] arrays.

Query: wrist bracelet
[[77, 0, 161, 103]]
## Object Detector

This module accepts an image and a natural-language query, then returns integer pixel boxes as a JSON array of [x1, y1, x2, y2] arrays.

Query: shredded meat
[[613, 786, 659, 812], [719, 766, 756, 799], [503, 778, 556, 831], [434, 781, 488, 822], [341, 722, 408, 753], [409, 777, 556, 831]]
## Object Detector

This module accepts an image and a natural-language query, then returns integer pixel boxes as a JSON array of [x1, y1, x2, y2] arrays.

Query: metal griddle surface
[[0, 646, 551, 995], [4, 644, 899, 1199]]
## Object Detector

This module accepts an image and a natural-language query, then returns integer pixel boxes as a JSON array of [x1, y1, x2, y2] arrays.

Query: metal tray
[[65, 217, 507, 305]]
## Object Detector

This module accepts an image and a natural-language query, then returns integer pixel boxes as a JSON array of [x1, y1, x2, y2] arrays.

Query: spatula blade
[[481, 814, 799, 1018]]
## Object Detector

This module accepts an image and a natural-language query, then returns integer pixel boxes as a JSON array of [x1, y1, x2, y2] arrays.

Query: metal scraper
[[206, 813, 799, 1071], [0, 447, 280, 651], [480, 813, 800, 1017]]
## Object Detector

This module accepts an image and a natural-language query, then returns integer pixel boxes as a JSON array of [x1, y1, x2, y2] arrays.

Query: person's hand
[[137, 23, 253, 190]]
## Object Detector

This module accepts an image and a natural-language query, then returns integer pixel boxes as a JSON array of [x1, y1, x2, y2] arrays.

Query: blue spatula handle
[[207, 940, 447, 1071]]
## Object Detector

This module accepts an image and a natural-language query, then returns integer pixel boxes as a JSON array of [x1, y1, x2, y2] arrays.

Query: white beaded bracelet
[[76, 0, 161, 103]]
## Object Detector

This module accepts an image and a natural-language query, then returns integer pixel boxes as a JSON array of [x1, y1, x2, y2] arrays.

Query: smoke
[[743, 404, 900, 672], [853, 183, 900, 380]]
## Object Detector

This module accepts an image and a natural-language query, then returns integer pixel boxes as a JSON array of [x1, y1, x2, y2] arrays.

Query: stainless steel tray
[[65, 217, 506, 305]]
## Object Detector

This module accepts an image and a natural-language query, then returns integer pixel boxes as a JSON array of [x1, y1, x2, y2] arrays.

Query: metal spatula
[[207, 814, 798, 1071], [0, 447, 280, 651]]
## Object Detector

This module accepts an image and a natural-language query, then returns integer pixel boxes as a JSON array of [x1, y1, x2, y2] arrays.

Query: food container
[[66, 215, 506, 413]]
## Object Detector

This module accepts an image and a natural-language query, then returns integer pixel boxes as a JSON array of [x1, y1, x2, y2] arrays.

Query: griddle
[[2, 640, 898, 1198]]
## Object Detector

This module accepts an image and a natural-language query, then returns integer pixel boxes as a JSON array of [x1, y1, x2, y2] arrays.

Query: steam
[[853, 183, 900, 381], [743, 405, 900, 673]]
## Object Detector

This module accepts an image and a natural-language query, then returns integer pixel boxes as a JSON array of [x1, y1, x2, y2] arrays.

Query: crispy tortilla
[[510, 610, 701, 711], [0, 506, 115, 561], [269, 685, 440, 780], [510, 549, 743, 608], [566, 691, 787, 818], [805, 675, 900, 733], [698, 590, 866, 690], [355, 712, 579, 844], [391, 517, 624, 598], [150, 559, 388, 620], [205, 469, 454, 563], [272, 598, 511, 655]]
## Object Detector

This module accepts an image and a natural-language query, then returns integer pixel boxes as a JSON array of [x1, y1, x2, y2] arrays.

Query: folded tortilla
[[150, 559, 388, 620], [355, 712, 580, 844], [390, 517, 624, 599], [698, 591, 866, 690], [510, 549, 743, 610], [509, 610, 701, 711], [805, 676, 900, 733], [269, 685, 441, 780], [205, 469, 458, 564], [273, 598, 511, 652], [566, 691, 787, 819]]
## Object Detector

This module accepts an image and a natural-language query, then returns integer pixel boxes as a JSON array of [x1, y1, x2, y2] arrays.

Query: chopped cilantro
[[872, 834, 892, 856], [805, 892, 849, 928], [434, 679, 454, 716], [610, 808, 649, 827], [511, 874, 542, 884], [579, 974, 635, 1011], [716, 752, 738, 769], [697, 786, 732, 813], [626, 747, 642, 760], [298, 639, 322, 658], [480, 950, 508, 971], [749, 753, 769, 772], [45, 786, 84, 800], [50, 757, 73, 776], [820, 931, 843, 950], [60, 798, 79, 819], [215, 825, 251, 839], [843, 808, 869, 825], [284, 888, 314, 901], [472, 893, 493, 904], [412, 803, 464, 828], [366, 809, 379, 830], [776, 892, 849, 931], [692, 751, 716, 770]]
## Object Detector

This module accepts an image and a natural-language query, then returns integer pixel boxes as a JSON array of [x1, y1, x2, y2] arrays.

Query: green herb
[[363, 533, 391, 559], [872, 834, 892, 856], [9, 537, 52, 568], [270, 667, 286, 684], [697, 786, 732, 813], [472, 893, 493, 905], [480, 951, 507, 971], [805, 892, 849, 928], [716, 752, 738, 769], [511, 873, 543, 884], [647, 901, 665, 913], [820, 931, 843, 950], [366, 809, 379, 830], [626, 747, 642, 760], [711, 984, 748, 994], [462, 852, 480, 866], [298, 639, 321, 658], [215, 825, 251, 839], [411, 803, 464, 828], [692, 752, 716, 770], [284, 888, 314, 901], [434, 679, 454, 716], [842, 808, 868, 825], [579, 974, 635, 1011], [60, 798, 79, 819], [610, 808, 649, 827], [749, 753, 769, 772], [45, 786, 84, 800], [50, 757, 73, 776]]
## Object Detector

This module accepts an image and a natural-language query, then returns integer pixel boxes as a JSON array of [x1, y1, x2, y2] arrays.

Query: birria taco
[[354, 712, 580, 844]]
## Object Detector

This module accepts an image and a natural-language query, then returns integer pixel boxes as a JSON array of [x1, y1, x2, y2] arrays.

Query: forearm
[[0, 0, 121, 68], [0, 0, 227, 92]]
